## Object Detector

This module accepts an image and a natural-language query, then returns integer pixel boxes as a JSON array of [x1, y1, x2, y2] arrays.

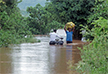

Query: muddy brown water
[[0, 36, 85, 74]]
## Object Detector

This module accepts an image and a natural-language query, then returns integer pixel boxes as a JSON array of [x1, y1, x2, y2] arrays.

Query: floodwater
[[0, 36, 84, 74]]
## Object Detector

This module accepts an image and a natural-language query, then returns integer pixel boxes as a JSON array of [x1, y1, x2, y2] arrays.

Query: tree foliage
[[88, 0, 108, 24], [1, 0, 107, 47], [26, 3, 63, 34], [77, 17, 108, 74], [45, 0, 96, 39], [76, 0, 108, 73], [26, 0, 97, 39], [0, 0, 34, 47]]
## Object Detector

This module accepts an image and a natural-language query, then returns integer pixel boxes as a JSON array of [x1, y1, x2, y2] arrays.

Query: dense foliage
[[87, 0, 108, 28], [26, 0, 99, 39], [45, 0, 96, 39], [76, 0, 108, 74], [0, 0, 36, 47], [26, 3, 63, 34], [25, 0, 108, 39], [77, 17, 108, 74]]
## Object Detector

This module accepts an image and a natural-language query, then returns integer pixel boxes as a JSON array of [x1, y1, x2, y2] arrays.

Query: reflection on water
[[66, 45, 72, 61], [0, 36, 82, 74]]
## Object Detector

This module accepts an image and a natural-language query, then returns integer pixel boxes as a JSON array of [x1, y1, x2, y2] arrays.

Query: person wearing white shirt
[[49, 29, 60, 45]]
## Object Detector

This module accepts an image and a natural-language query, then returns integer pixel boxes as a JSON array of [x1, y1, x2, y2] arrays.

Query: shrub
[[0, 30, 16, 47], [76, 17, 108, 74]]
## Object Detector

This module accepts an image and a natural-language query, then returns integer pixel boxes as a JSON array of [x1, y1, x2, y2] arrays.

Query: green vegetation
[[27, 0, 96, 39], [20, 10, 29, 17], [77, 17, 108, 74], [75, 0, 108, 74], [26, 3, 63, 34], [53, 0, 97, 39], [0, 0, 38, 47], [0, 0, 108, 73]]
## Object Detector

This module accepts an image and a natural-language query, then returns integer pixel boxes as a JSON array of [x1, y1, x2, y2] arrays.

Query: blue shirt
[[66, 31, 73, 41]]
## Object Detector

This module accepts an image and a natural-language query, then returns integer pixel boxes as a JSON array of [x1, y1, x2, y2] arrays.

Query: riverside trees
[[76, 0, 108, 74], [27, 0, 96, 39], [26, 3, 63, 34], [0, 0, 34, 47]]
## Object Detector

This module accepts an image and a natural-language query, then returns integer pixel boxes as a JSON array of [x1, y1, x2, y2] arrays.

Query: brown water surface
[[0, 36, 84, 74]]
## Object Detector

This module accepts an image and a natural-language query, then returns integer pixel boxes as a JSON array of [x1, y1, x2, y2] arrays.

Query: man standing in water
[[64, 24, 75, 44], [49, 29, 60, 45]]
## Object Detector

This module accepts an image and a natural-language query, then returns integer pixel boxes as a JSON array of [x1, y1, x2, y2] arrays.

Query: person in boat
[[64, 24, 75, 44], [49, 29, 60, 45]]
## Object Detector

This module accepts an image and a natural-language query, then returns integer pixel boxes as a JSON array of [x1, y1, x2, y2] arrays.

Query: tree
[[88, 0, 108, 24], [27, 3, 63, 34], [46, 0, 96, 39], [76, 0, 108, 73], [77, 17, 108, 74], [0, 0, 33, 47]]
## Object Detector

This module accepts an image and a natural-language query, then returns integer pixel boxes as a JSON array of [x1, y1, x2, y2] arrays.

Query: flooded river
[[0, 36, 83, 74]]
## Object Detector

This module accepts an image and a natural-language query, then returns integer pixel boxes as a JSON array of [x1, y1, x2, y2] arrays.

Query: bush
[[0, 30, 16, 47], [76, 17, 108, 74], [0, 0, 39, 47], [47, 20, 64, 31]]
